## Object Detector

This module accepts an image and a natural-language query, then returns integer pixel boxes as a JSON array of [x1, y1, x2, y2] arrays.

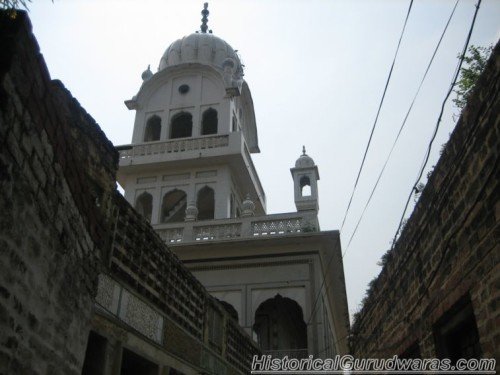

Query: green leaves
[[453, 45, 493, 110]]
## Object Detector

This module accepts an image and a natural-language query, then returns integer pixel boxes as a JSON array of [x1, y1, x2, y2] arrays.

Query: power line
[[342, 0, 460, 256], [307, 1, 415, 328], [339, 0, 414, 233], [389, 0, 483, 250], [309, 0, 483, 336], [352, 0, 485, 335]]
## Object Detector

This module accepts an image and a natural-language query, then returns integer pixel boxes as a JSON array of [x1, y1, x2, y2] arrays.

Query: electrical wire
[[307, 2, 415, 327], [342, 0, 460, 256], [308, 0, 483, 336], [339, 0, 414, 233], [352, 0, 485, 336], [389, 0, 483, 250]]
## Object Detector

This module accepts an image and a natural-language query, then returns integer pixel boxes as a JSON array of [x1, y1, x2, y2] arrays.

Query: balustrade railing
[[118, 135, 229, 159], [194, 223, 242, 241], [154, 212, 318, 244]]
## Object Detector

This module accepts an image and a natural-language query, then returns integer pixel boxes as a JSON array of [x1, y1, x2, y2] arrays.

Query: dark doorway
[[81, 331, 107, 375], [253, 295, 307, 358], [120, 348, 159, 375]]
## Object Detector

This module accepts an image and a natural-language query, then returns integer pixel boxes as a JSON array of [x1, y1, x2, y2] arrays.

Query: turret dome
[[295, 146, 315, 168], [158, 32, 244, 77]]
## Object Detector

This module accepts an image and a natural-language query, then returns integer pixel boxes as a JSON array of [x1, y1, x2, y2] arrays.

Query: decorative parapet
[[117, 135, 230, 160], [154, 212, 319, 244], [96, 275, 164, 344]]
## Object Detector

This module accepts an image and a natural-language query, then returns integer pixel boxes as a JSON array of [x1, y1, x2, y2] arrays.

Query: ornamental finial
[[200, 3, 210, 33], [302, 145, 306, 155]]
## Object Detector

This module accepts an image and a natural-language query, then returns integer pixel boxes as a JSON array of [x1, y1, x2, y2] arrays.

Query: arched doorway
[[253, 295, 307, 358]]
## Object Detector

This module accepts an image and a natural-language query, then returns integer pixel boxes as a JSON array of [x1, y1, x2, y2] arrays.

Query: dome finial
[[302, 145, 306, 155], [200, 3, 210, 33]]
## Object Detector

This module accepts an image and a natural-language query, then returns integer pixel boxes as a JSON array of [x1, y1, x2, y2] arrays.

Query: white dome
[[158, 33, 243, 76], [295, 147, 316, 168]]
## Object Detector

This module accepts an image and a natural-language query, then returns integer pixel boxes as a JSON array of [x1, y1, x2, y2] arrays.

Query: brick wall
[[0, 11, 260, 374], [350, 41, 499, 363], [0, 11, 117, 374]]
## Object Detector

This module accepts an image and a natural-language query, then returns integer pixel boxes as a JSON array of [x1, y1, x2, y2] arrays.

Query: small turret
[[290, 146, 320, 212]]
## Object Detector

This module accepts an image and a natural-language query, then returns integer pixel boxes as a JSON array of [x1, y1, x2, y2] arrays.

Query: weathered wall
[[0, 11, 259, 375], [0, 11, 117, 374], [350, 42, 499, 362]]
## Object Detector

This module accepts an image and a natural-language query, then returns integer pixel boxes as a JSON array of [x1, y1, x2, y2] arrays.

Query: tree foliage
[[0, 0, 31, 10], [0, 0, 31, 18], [453, 45, 493, 110]]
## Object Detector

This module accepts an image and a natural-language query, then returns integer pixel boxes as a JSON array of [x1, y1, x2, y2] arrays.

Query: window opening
[[201, 108, 218, 135], [160, 189, 187, 223], [143, 115, 161, 142], [300, 176, 311, 197], [170, 112, 193, 139], [135, 192, 153, 222], [197, 186, 215, 220]]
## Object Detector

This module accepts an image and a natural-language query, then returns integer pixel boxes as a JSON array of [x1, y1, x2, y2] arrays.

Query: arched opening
[[197, 186, 215, 220], [217, 299, 239, 322], [143, 115, 162, 142], [201, 108, 218, 135], [170, 112, 192, 139], [253, 295, 307, 358], [135, 192, 153, 222], [160, 189, 187, 223], [300, 176, 311, 197]]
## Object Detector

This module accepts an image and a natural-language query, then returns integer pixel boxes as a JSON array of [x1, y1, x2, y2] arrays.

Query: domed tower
[[115, 5, 349, 358], [291, 146, 320, 212], [117, 3, 265, 224]]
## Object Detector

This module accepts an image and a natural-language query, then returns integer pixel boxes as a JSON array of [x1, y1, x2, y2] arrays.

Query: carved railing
[[154, 212, 318, 244], [252, 218, 302, 236], [194, 223, 242, 241], [118, 135, 229, 159]]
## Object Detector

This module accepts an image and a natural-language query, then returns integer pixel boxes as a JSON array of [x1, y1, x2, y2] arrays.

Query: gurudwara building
[[115, 3, 349, 362], [0, 5, 350, 375]]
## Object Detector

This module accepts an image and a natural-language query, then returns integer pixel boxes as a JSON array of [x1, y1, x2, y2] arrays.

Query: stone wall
[[350, 42, 499, 363], [0, 11, 260, 374], [0, 11, 117, 375]]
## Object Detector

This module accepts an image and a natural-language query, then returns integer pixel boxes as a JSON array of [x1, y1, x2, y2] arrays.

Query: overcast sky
[[27, 0, 500, 318]]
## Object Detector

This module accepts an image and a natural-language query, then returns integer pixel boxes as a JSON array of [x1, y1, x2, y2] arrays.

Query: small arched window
[[197, 186, 215, 220], [160, 189, 187, 223], [143, 115, 161, 142], [201, 108, 218, 135], [300, 176, 311, 197], [135, 192, 153, 222], [170, 112, 193, 139]]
